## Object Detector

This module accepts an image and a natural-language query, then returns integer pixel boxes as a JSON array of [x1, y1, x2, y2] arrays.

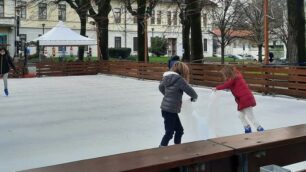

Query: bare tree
[[88, 0, 112, 60], [241, 0, 264, 62], [63, 0, 91, 61], [189, 0, 204, 63], [287, 0, 305, 65], [209, 0, 245, 64], [126, 0, 160, 62], [270, 0, 288, 59], [176, 0, 191, 62]]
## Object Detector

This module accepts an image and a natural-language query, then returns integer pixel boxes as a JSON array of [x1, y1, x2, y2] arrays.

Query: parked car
[[243, 54, 256, 60], [226, 54, 243, 60]]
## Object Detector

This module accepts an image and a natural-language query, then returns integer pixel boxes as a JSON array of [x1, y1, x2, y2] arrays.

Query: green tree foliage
[[149, 37, 167, 57]]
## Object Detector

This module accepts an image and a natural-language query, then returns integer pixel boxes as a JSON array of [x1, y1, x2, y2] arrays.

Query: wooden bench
[[20, 124, 306, 172]]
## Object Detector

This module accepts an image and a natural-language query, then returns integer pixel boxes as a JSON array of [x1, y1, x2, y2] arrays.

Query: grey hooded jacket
[[159, 71, 198, 113]]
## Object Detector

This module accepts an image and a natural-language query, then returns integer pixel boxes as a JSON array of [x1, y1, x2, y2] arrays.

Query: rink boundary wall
[[20, 124, 306, 172], [10, 61, 306, 98]]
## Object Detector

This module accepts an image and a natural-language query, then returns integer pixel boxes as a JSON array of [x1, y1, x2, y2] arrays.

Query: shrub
[[109, 48, 131, 59], [150, 37, 167, 56]]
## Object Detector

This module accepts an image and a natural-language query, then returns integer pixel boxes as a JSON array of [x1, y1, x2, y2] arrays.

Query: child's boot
[[257, 126, 264, 132], [244, 125, 252, 133], [4, 88, 8, 96]]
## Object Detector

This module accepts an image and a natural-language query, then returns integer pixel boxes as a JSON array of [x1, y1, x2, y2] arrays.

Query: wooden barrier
[[210, 124, 306, 172], [19, 124, 306, 172], [11, 61, 306, 98]]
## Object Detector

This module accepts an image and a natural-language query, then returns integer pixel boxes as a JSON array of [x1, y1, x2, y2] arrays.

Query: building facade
[[0, 0, 16, 55], [0, 0, 214, 58]]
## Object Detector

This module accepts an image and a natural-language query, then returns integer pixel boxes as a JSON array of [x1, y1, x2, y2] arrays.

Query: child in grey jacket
[[159, 62, 198, 146]]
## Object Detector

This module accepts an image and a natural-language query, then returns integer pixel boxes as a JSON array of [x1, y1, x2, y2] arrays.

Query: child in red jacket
[[215, 65, 264, 133]]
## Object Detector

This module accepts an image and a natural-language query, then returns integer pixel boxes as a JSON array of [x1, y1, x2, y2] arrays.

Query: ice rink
[[1, 75, 306, 172]]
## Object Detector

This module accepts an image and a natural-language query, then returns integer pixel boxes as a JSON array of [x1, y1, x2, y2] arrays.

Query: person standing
[[214, 65, 264, 133], [159, 62, 198, 146], [0, 47, 17, 96]]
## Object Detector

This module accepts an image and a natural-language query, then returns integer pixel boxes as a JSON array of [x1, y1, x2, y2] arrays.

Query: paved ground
[[0, 75, 305, 171]]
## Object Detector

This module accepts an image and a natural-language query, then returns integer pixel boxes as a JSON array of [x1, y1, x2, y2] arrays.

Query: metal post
[[96, 25, 101, 60], [124, 4, 127, 48], [41, 23, 45, 61], [42, 23, 45, 34], [144, 16, 148, 63], [264, 0, 269, 65]]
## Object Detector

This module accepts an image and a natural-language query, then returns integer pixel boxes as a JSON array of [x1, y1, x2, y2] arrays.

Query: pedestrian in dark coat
[[167, 55, 180, 70], [159, 62, 198, 146], [0, 47, 16, 96]]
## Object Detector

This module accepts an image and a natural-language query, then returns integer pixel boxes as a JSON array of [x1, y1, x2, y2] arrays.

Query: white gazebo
[[33, 21, 96, 46]]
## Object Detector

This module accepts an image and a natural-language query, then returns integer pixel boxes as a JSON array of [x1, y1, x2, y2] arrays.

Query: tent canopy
[[33, 21, 96, 46]]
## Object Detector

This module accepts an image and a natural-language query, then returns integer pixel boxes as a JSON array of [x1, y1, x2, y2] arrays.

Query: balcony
[[0, 17, 15, 26]]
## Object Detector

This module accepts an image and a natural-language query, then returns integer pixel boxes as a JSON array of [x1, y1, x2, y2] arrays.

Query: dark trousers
[[160, 110, 184, 146]]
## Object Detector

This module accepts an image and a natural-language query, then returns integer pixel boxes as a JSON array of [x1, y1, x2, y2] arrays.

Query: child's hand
[[190, 98, 197, 102]]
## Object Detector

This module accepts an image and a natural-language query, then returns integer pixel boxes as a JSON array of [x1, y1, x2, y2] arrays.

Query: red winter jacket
[[216, 72, 256, 111]]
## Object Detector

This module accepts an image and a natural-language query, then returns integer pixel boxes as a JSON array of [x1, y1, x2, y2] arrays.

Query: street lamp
[[89, 21, 101, 60], [42, 23, 45, 34]]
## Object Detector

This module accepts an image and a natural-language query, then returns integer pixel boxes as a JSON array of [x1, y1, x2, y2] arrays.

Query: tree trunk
[[180, 10, 191, 62], [221, 43, 225, 64], [137, 0, 147, 62], [78, 13, 87, 61], [296, 0, 306, 65], [189, 0, 203, 63], [258, 44, 263, 62], [287, 0, 299, 64], [98, 18, 109, 60]]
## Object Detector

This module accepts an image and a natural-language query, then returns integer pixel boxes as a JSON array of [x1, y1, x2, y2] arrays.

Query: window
[[173, 11, 177, 25], [38, 3, 47, 20], [133, 37, 138, 51], [203, 13, 207, 28], [19, 34, 27, 50], [167, 11, 171, 25], [151, 10, 155, 24], [59, 46, 66, 51], [157, 11, 161, 24], [0, 0, 4, 17], [58, 4, 66, 21], [115, 37, 121, 48], [114, 9, 121, 23], [273, 40, 277, 48], [203, 39, 207, 52], [0, 34, 7, 46]]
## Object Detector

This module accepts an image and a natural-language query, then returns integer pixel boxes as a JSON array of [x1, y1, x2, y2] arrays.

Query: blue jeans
[[160, 110, 184, 146]]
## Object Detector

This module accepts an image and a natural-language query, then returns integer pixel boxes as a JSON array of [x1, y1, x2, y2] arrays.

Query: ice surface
[[0, 75, 305, 172]]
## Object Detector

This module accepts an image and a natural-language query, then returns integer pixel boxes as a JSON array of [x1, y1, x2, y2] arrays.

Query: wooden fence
[[20, 124, 306, 172], [10, 61, 306, 98]]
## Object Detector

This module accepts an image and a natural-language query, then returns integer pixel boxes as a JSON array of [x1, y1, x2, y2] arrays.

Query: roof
[[212, 29, 253, 37], [33, 21, 96, 46]]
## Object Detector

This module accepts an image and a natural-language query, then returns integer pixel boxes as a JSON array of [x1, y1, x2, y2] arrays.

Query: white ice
[[0, 75, 306, 172]]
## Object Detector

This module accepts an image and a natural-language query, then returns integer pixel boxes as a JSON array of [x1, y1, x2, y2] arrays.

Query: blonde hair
[[220, 65, 237, 80], [171, 62, 190, 82]]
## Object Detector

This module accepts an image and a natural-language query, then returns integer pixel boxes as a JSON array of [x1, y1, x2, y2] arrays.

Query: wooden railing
[[20, 124, 306, 172], [10, 61, 306, 98]]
